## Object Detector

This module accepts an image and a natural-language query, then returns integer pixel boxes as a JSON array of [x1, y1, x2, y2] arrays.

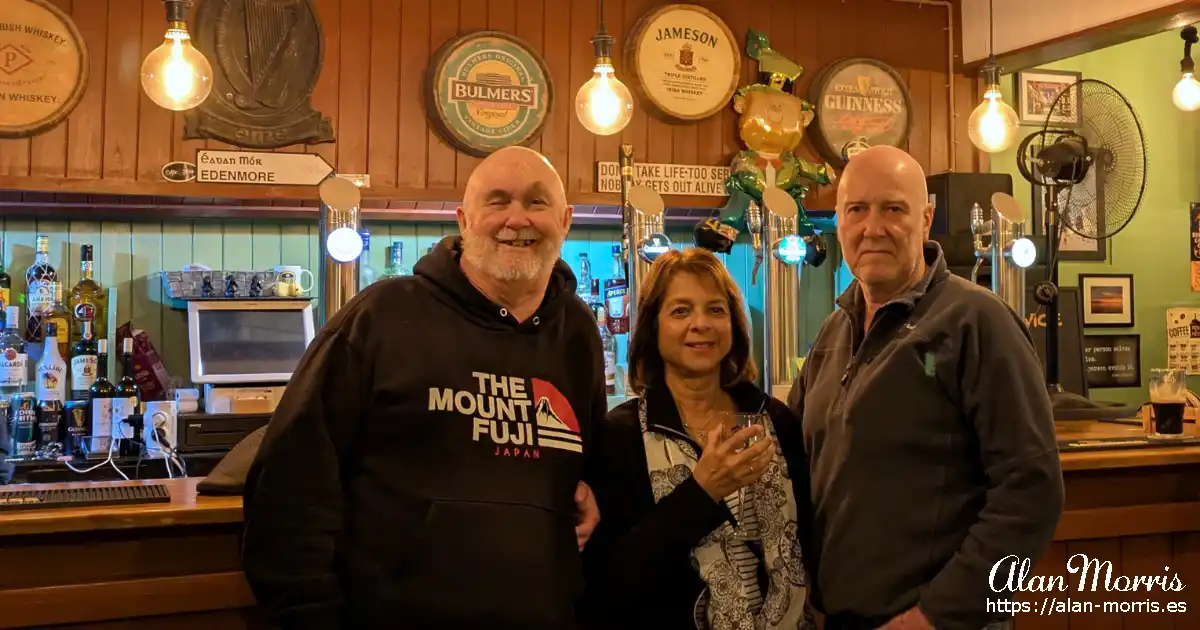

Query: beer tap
[[746, 199, 764, 285], [969, 202, 991, 284]]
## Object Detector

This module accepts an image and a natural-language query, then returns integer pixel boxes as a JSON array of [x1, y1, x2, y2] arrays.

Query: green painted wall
[[989, 30, 1200, 405], [0, 218, 837, 390]]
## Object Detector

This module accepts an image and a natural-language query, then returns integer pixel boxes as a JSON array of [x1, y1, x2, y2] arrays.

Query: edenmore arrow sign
[[195, 149, 334, 186]]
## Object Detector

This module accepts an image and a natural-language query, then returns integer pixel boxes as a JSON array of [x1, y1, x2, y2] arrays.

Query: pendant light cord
[[988, 0, 994, 56]]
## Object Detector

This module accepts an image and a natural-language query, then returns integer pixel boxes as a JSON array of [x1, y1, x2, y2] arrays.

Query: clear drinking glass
[[729, 412, 766, 541], [1148, 368, 1189, 440]]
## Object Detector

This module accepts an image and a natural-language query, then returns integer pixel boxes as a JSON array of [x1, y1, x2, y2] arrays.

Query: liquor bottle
[[47, 282, 71, 360], [577, 253, 592, 300], [24, 234, 57, 346], [382, 241, 411, 278], [0, 306, 26, 397], [88, 339, 116, 454], [590, 278, 602, 319], [359, 230, 377, 289], [604, 245, 629, 335], [597, 306, 617, 396], [0, 238, 11, 312], [113, 337, 140, 439], [35, 322, 66, 403], [70, 320, 98, 400], [68, 244, 107, 347]]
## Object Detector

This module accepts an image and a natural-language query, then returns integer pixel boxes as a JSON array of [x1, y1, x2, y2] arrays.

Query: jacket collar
[[835, 240, 950, 316], [643, 379, 771, 444]]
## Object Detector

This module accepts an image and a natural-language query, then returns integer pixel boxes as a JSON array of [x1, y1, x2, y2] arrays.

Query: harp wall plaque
[[184, 0, 333, 149]]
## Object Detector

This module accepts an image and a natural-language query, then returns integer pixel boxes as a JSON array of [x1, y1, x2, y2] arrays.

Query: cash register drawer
[[177, 412, 271, 453]]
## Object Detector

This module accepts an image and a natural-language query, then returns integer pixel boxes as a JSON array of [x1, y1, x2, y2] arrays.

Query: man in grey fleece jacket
[[788, 146, 1064, 630]]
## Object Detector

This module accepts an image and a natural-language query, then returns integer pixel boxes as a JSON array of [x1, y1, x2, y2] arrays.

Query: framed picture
[[1014, 69, 1082, 127], [1079, 274, 1135, 328], [1029, 141, 1107, 261], [1082, 334, 1141, 389]]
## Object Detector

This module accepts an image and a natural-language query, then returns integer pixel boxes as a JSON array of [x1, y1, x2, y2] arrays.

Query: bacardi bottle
[[0, 306, 26, 397]]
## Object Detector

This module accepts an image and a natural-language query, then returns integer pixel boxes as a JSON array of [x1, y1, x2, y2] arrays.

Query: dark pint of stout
[[1152, 402, 1186, 436]]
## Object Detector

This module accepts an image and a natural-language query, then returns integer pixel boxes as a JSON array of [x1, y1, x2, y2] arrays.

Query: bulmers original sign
[[808, 57, 912, 166], [596, 161, 730, 196], [426, 31, 552, 157], [0, 0, 89, 138], [625, 4, 739, 123]]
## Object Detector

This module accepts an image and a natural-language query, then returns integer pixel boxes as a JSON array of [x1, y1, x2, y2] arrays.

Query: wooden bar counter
[[3, 422, 1200, 628], [0, 478, 264, 629]]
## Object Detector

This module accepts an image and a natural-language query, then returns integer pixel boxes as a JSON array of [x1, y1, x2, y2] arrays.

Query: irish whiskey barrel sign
[[0, 0, 88, 138], [426, 31, 552, 157], [625, 4, 739, 123], [808, 57, 912, 166]]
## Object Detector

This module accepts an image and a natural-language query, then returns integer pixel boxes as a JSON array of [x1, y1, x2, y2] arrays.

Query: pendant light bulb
[[968, 85, 1019, 153], [1174, 73, 1200, 111], [141, 1, 212, 111], [575, 61, 634, 136]]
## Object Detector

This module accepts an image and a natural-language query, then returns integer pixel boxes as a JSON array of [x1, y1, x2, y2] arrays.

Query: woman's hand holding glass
[[692, 426, 774, 501]]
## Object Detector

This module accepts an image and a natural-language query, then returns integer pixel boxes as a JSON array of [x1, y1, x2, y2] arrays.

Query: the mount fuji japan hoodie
[[242, 235, 606, 630]]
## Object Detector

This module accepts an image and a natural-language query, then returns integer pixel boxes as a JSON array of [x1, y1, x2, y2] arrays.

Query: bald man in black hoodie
[[242, 147, 605, 630]]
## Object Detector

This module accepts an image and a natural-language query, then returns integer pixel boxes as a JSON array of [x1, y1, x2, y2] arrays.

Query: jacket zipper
[[833, 308, 890, 414]]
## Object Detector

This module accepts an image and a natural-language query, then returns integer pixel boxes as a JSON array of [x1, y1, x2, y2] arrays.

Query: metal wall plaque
[[624, 4, 739, 123], [425, 31, 552, 157], [184, 0, 333, 150], [808, 57, 913, 166], [0, 0, 89, 138]]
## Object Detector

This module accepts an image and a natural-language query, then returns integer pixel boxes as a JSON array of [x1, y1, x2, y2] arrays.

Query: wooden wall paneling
[[278, 225, 309, 270], [907, 70, 933, 171], [366, 0, 400, 189], [953, 76, 978, 174], [190, 222, 223, 274], [592, 0, 624, 181], [1066, 538, 1122, 629], [221, 223, 253, 273], [397, 0, 431, 189], [250, 223, 282, 273], [136, 0, 173, 181], [99, 222, 133, 332], [515, 0, 545, 155], [568, 0, 597, 196], [67, 0, 108, 180], [619, 0, 651, 173], [1011, 541, 1068, 630], [539, 0, 570, 186], [101, 0, 143, 180], [427, 1, 459, 190], [923, 8, 950, 174], [307, 0, 341, 167], [29, 0, 72, 178], [669, 0, 698, 168], [159, 221, 194, 384], [876, 1, 906, 152], [454, 0, 488, 189], [696, 0, 730, 168], [130, 222, 164, 367], [337, 0, 371, 176]]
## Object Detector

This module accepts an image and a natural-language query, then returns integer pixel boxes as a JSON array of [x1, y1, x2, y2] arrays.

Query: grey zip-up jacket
[[788, 241, 1064, 630]]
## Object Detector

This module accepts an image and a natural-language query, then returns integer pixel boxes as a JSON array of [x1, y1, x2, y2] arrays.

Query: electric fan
[[1015, 78, 1148, 420]]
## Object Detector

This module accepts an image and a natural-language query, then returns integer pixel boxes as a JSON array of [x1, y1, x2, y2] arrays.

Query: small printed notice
[[1166, 307, 1200, 375], [195, 149, 334, 186], [595, 161, 730, 196], [1082, 334, 1140, 389]]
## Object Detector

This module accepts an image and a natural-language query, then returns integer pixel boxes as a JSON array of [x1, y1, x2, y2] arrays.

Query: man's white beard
[[461, 227, 559, 282]]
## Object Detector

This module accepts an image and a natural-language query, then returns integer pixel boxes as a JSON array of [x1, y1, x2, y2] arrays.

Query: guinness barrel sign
[[808, 57, 913, 166], [426, 31, 552, 157]]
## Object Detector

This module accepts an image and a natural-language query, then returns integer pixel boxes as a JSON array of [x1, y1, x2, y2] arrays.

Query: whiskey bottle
[[68, 244, 107, 346], [112, 337, 140, 438], [24, 234, 57, 346], [0, 238, 11, 312], [88, 339, 116, 454], [70, 320, 98, 399]]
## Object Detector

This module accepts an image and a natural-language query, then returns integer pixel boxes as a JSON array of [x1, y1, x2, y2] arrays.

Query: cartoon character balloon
[[694, 30, 835, 267]]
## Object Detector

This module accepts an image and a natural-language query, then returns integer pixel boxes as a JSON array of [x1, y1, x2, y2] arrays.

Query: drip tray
[[1058, 436, 1200, 452]]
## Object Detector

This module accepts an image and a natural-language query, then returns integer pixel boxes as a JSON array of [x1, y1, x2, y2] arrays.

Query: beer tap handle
[[747, 200, 764, 285]]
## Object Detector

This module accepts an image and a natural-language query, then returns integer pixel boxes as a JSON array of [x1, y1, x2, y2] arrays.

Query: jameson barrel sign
[[625, 4, 739, 123], [0, 0, 89, 139], [808, 57, 913, 166], [426, 31, 552, 157]]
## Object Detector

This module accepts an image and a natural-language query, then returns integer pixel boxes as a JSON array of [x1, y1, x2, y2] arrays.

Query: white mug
[[273, 265, 315, 295]]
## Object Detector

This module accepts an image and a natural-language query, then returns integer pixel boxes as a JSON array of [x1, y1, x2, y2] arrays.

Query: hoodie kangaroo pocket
[[384, 498, 582, 627]]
